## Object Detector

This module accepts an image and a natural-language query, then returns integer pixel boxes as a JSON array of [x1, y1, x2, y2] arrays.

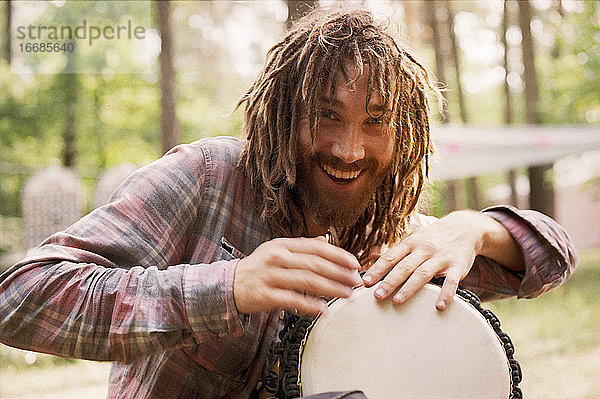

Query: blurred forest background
[[0, 1, 599, 398]]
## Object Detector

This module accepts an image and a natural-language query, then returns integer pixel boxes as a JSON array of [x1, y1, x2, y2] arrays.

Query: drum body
[[298, 284, 516, 399]]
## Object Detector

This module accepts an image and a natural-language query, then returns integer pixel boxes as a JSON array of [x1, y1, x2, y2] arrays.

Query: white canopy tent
[[429, 125, 600, 249], [429, 125, 600, 181]]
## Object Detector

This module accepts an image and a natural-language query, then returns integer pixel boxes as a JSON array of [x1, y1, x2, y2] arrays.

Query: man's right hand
[[233, 236, 362, 316]]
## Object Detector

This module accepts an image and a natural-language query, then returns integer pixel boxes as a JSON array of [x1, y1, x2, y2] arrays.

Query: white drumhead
[[299, 284, 511, 399]]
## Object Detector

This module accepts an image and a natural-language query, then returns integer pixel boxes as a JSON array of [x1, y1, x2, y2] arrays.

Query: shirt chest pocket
[[216, 237, 246, 261]]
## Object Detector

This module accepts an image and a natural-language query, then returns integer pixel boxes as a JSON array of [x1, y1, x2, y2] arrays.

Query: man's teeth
[[322, 164, 361, 180]]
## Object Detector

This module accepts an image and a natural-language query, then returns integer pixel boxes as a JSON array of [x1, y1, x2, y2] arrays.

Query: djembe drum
[[276, 282, 522, 399]]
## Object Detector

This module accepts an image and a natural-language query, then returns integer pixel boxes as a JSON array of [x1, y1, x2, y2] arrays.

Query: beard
[[295, 148, 391, 230]]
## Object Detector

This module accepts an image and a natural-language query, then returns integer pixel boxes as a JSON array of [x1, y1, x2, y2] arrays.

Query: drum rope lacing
[[273, 278, 523, 399]]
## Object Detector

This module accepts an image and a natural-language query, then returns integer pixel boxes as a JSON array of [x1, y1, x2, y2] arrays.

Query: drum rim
[[275, 279, 523, 399]]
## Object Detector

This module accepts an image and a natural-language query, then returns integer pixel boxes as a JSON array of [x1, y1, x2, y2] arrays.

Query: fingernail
[[393, 292, 405, 304], [436, 299, 446, 310], [362, 274, 372, 284], [374, 287, 387, 298]]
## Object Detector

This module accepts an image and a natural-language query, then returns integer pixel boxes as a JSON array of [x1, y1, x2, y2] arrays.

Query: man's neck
[[301, 206, 329, 237], [305, 218, 329, 237]]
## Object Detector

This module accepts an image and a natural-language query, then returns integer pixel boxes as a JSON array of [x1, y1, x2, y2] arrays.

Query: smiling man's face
[[296, 68, 395, 231]]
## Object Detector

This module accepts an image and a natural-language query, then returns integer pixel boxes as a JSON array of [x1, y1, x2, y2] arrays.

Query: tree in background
[[519, 0, 555, 217], [56, 6, 79, 167], [3, 0, 10, 63], [445, 0, 482, 210], [541, 1, 600, 124], [157, 1, 180, 154], [60, 71, 78, 167], [424, 0, 465, 212], [502, 0, 519, 207], [1, 0, 597, 245]]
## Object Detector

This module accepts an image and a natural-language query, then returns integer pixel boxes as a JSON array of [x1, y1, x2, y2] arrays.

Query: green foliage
[[1, 1, 598, 254], [0, 344, 78, 371], [0, 61, 162, 216], [486, 248, 600, 398], [538, 1, 600, 124], [489, 248, 600, 346], [0, 215, 22, 256], [422, 180, 448, 218], [177, 73, 246, 142]]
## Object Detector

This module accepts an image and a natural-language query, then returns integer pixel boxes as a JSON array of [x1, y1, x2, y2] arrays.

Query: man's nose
[[330, 125, 365, 164]]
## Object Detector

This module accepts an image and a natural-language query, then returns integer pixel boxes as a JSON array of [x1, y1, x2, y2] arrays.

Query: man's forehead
[[320, 94, 388, 114], [319, 65, 392, 110]]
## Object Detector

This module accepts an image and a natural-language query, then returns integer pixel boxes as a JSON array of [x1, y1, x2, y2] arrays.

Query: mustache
[[311, 151, 378, 172]]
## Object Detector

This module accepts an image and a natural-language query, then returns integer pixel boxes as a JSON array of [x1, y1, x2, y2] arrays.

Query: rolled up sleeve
[[482, 205, 578, 298]]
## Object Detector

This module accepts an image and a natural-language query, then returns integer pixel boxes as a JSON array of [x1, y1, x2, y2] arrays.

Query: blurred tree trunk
[[62, 72, 78, 167], [503, 0, 519, 206], [3, 0, 10, 63], [446, 1, 467, 124], [425, 0, 464, 212], [94, 78, 106, 169], [556, 0, 565, 17], [157, 1, 179, 154], [445, 0, 481, 210], [61, 42, 78, 167], [286, 0, 317, 29], [518, 0, 554, 216], [403, 1, 423, 47]]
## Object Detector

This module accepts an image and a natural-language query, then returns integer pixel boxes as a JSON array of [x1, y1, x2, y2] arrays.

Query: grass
[[0, 249, 598, 398], [487, 247, 600, 399], [0, 356, 110, 399]]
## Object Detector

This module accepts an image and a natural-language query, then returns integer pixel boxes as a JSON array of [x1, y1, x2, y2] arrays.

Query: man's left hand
[[361, 210, 523, 311]]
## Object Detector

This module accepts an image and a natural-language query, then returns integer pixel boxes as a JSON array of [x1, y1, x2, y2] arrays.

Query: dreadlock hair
[[236, 6, 440, 261]]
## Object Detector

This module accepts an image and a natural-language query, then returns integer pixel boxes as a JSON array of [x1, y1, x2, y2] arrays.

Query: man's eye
[[320, 109, 338, 120], [366, 116, 384, 125]]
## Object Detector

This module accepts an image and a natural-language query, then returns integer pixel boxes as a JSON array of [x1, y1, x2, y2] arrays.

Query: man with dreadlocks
[[0, 6, 576, 399]]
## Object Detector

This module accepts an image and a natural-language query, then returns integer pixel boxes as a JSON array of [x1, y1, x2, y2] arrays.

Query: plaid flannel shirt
[[0, 137, 578, 398]]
